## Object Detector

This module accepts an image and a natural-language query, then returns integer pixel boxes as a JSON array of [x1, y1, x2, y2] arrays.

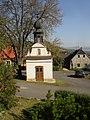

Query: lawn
[[14, 77, 69, 87], [0, 97, 39, 120]]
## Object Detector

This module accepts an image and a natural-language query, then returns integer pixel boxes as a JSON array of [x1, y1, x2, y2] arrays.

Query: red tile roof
[[0, 48, 15, 59]]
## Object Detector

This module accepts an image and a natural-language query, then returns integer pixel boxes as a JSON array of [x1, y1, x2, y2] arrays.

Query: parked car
[[75, 70, 86, 78]]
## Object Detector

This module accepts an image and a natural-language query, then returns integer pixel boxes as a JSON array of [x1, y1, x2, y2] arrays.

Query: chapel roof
[[26, 56, 52, 60], [32, 43, 44, 48]]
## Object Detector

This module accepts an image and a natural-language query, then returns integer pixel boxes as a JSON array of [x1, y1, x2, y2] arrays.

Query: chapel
[[26, 19, 55, 83]]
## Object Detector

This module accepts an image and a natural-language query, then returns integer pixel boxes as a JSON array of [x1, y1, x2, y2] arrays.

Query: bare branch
[[0, 0, 62, 66]]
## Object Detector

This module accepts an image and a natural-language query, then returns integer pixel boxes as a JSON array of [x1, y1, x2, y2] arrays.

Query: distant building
[[64, 48, 90, 69], [0, 48, 15, 65]]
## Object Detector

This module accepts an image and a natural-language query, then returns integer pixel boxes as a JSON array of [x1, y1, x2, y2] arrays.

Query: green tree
[[0, 62, 17, 112], [0, 0, 62, 75]]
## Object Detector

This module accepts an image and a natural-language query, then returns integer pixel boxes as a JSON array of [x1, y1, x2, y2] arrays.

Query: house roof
[[64, 48, 86, 61], [0, 48, 15, 59]]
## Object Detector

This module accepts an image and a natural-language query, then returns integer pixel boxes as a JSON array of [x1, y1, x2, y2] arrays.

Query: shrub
[[0, 62, 17, 112], [22, 90, 53, 120], [55, 90, 90, 120], [21, 90, 90, 120], [22, 101, 54, 120], [53, 94, 77, 120]]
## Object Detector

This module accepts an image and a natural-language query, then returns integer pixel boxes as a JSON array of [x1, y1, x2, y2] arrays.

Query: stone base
[[27, 79, 36, 82], [44, 79, 56, 83], [27, 78, 56, 83]]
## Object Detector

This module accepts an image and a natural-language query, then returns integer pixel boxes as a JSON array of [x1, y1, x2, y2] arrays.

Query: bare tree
[[0, 18, 6, 48], [44, 38, 61, 56], [0, 0, 62, 75], [44, 38, 66, 69]]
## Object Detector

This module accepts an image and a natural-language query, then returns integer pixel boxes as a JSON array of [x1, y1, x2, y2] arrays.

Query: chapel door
[[36, 66, 43, 81]]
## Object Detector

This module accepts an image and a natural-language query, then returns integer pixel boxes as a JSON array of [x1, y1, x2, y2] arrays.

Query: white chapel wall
[[26, 59, 53, 80]]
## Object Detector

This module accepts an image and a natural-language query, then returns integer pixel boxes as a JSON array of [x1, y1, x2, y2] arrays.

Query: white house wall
[[71, 54, 90, 69]]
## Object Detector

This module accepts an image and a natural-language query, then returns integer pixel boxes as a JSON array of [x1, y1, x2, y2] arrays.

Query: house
[[0, 47, 15, 64], [64, 48, 90, 69]]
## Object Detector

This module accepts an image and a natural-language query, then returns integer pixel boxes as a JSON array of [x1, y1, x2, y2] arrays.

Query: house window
[[71, 63, 73, 69], [83, 55, 85, 57], [6, 61, 10, 65], [70, 60, 72, 63], [38, 49, 41, 55], [77, 63, 80, 67], [78, 55, 80, 58], [85, 64, 87, 66]]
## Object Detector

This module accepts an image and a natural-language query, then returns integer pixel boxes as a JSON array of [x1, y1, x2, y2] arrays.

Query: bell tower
[[33, 19, 44, 43]]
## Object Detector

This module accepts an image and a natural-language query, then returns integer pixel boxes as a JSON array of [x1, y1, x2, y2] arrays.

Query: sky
[[53, 0, 90, 48]]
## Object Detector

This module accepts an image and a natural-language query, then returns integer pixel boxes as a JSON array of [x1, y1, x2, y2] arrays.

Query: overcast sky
[[52, 0, 90, 48]]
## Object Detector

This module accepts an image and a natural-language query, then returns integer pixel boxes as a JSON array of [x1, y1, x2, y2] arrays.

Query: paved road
[[16, 71, 90, 99]]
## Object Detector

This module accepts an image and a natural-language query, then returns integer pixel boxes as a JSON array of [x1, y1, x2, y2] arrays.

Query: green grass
[[54, 80, 70, 86], [0, 97, 39, 120], [14, 74, 69, 86], [14, 78, 70, 86]]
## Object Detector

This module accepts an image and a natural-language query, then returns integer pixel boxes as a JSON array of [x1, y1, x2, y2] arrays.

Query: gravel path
[[16, 71, 90, 99]]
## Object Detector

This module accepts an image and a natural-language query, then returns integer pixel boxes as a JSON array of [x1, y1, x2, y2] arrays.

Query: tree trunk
[[17, 65, 22, 77]]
